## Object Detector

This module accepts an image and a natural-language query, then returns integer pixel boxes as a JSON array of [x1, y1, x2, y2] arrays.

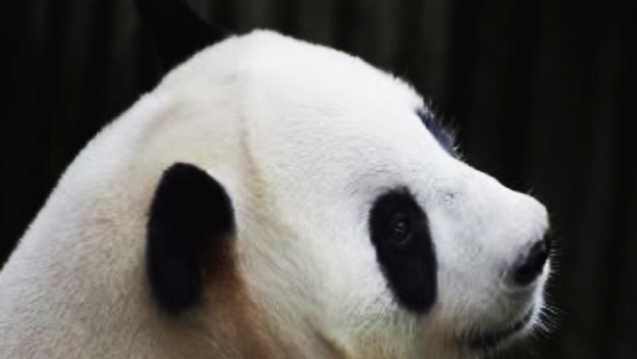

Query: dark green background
[[3, 1, 636, 358]]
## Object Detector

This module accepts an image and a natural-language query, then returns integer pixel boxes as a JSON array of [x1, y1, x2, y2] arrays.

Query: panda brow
[[416, 108, 457, 155]]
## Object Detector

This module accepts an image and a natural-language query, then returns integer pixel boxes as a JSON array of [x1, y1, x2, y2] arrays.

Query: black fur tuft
[[146, 163, 234, 314], [135, 0, 229, 72], [417, 109, 457, 155]]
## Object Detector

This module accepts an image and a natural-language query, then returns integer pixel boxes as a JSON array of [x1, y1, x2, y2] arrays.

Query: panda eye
[[388, 212, 412, 246], [369, 188, 424, 250], [368, 187, 437, 313]]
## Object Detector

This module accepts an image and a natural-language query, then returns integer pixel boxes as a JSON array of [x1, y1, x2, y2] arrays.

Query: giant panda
[[0, 0, 553, 358]]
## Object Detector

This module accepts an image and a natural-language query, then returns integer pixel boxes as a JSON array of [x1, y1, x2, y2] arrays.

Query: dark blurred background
[[3, 0, 636, 358]]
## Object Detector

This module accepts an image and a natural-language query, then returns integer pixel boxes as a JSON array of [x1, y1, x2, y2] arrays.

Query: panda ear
[[135, 0, 228, 72], [146, 163, 235, 315]]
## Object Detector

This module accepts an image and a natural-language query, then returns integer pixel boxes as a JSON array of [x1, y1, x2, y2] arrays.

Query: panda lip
[[466, 308, 534, 350]]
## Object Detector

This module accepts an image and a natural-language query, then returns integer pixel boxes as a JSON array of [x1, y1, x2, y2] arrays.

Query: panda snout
[[509, 233, 551, 287]]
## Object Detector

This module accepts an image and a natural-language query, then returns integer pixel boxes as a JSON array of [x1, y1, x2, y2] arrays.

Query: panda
[[0, 0, 552, 358]]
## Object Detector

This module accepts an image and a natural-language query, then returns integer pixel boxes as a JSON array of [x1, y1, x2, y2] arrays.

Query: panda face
[[168, 31, 551, 358], [0, 4, 552, 358]]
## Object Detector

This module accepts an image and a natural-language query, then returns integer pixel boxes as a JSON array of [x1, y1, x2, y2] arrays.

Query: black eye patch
[[368, 188, 437, 314], [417, 109, 457, 155]]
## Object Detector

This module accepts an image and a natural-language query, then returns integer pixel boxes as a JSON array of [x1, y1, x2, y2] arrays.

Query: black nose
[[512, 236, 551, 286]]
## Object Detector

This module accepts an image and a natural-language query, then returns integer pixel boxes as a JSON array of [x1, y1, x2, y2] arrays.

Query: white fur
[[0, 30, 550, 358]]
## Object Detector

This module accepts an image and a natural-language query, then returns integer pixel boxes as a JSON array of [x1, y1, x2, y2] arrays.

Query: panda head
[[139, 1, 552, 357]]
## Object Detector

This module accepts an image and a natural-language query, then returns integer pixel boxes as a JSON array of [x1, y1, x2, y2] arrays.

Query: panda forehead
[[234, 33, 453, 150], [230, 31, 423, 109], [186, 31, 456, 199]]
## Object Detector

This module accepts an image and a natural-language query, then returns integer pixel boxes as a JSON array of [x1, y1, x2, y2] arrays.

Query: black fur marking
[[135, 0, 229, 72], [147, 163, 234, 314], [417, 109, 457, 155], [512, 239, 549, 286], [369, 188, 437, 314]]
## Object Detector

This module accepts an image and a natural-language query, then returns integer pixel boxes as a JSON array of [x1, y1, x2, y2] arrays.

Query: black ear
[[146, 163, 235, 314], [135, 0, 228, 72]]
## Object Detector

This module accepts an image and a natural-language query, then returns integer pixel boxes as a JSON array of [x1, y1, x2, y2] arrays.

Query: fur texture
[[0, 30, 551, 358]]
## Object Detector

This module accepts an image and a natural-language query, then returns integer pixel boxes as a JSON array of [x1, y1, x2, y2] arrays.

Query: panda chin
[[464, 306, 536, 353]]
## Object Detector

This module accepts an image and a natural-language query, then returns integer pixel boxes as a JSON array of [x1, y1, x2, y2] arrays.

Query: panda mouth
[[465, 307, 535, 351]]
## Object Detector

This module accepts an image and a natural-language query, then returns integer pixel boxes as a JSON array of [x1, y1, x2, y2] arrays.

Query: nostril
[[544, 230, 553, 255], [512, 239, 549, 287]]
